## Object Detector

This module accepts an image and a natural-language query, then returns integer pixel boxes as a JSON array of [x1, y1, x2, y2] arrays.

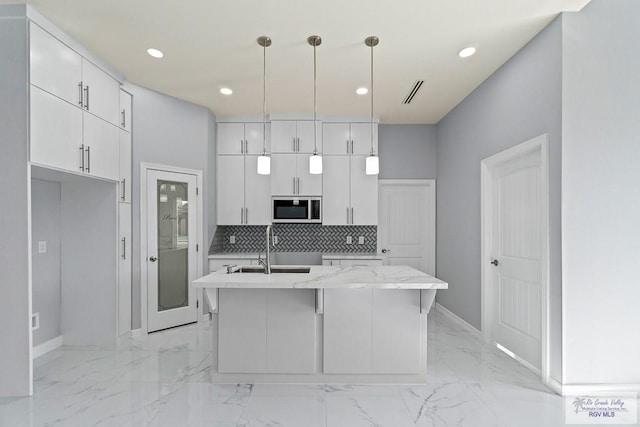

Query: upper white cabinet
[[119, 90, 132, 132], [323, 122, 377, 155], [271, 153, 322, 196], [323, 155, 377, 225], [218, 122, 267, 155], [30, 23, 82, 106], [29, 23, 124, 182], [271, 120, 321, 153], [217, 155, 270, 225], [81, 59, 120, 126]]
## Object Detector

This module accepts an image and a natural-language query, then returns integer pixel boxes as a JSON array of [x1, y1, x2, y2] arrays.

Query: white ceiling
[[8, 0, 590, 123]]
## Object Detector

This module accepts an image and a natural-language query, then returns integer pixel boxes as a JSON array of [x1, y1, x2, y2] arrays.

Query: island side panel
[[218, 289, 268, 373]]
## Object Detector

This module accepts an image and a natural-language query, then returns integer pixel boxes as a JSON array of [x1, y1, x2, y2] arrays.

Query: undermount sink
[[234, 266, 311, 274]]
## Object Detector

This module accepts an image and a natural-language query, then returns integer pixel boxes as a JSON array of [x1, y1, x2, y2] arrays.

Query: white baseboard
[[562, 383, 640, 395], [544, 376, 563, 395], [130, 328, 142, 337], [435, 303, 482, 339], [32, 335, 63, 359]]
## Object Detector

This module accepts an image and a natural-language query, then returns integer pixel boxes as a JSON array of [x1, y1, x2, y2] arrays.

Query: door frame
[[480, 134, 550, 383], [140, 162, 204, 334], [377, 179, 436, 275]]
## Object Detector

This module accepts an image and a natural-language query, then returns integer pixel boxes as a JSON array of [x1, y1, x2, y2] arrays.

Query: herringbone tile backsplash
[[209, 224, 377, 254]]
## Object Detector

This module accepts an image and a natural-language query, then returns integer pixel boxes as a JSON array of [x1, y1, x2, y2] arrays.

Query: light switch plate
[[346, 236, 353, 244], [358, 236, 365, 244], [229, 235, 236, 244], [38, 241, 47, 253]]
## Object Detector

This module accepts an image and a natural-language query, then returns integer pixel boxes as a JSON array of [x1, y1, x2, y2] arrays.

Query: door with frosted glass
[[147, 170, 198, 332]]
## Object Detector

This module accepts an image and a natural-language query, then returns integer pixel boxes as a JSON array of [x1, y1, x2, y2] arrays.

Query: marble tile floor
[[1, 308, 636, 426]]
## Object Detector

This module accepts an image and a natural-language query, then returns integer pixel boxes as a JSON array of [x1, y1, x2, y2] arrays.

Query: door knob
[[490, 259, 499, 266], [149, 256, 158, 262], [381, 248, 391, 254]]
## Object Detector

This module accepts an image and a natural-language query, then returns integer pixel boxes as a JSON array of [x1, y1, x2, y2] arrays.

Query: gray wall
[[562, 0, 640, 385], [0, 10, 32, 397], [435, 17, 563, 380], [124, 82, 215, 329], [31, 179, 61, 346], [379, 124, 437, 179]]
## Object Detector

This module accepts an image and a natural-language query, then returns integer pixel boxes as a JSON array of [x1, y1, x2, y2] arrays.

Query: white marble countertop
[[193, 265, 448, 290], [321, 253, 383, 260]]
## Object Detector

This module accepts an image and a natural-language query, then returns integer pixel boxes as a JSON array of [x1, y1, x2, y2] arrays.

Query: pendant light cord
[[370, 41, 374, 156], [262, 42, 267, 156], [313, 40, 318, 155]]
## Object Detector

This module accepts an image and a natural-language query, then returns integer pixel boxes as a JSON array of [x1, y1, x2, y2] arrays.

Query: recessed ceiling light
[[356, 87, 368, 95], [458, 47, 476, 58], [147, 48, 164, 58], [220, 88, 233, 95]]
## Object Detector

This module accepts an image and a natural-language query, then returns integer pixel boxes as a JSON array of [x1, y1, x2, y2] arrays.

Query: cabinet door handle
[[351, 140, 354, 154], [121, 178, 126, 201], [83, 85, 89, 110], [121, 237, 126, 260], [121, 109, 126, 127], [245, 139, 248, 154], [297, 177, 300, 194], [79, 144, 85, 171], [245, 208, 248, 224], [346, 140, 350, 154], [351, 207, 354, 224], [78, 82, 83, 106], [293, 137, 296, 152], [347, 208, 350, 224], [240, 207, 244, 224], [86, 146, 90, 173], [297, 137, 300, 152], [240, 139, 244, 154]]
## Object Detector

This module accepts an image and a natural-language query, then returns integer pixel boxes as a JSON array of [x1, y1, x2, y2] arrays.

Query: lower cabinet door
[[118, 203, 132, 335], [323, 289, 373, 373], [266, 290, 316, 373], [218, 289, 268, 373]]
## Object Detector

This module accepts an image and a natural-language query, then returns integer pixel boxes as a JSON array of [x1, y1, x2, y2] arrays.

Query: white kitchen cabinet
[[271, 153, 322, 196], [218, 122, 266, 155], [118, 203, 132, 335], [30, 23, 83, 106], [324, 289, 421, 374], [217, 156, 245, 225], [217, 156, 270, 225], [323, 122, 377, 155], [322, 257, 382, 266], [119, 90, 132, 132], [118, 129, 131, 203], [81, 59, 120, 126], [30, 85, 83, 173], [83, 113, 120, 181], [218, 289, 316, 374], [323, 155, 377, 225], [271, 120, 321, 153]]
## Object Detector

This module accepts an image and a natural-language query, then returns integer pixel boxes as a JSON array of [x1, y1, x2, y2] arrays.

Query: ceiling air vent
[[402, 80, 424, 104]]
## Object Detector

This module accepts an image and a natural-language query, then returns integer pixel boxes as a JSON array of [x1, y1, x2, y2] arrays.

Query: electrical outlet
[[229, 235, 236, 244], [38, 241, 47, 254], [346, 236, 353, 244], [358, 236, 365, 244], [32, 312, 39, 330], [273, 236, 278, 245]]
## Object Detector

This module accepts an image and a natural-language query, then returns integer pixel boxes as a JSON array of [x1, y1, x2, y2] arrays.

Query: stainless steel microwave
[[272, 197, 322, 223]]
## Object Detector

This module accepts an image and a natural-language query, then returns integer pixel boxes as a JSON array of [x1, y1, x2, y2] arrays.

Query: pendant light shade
[[257, 36, 271, 175], [364, 36, 379, 176], [308, 35, 323, 175]]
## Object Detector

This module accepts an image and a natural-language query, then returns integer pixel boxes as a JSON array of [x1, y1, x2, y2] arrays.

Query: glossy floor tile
[[2, 308, 637, 426]]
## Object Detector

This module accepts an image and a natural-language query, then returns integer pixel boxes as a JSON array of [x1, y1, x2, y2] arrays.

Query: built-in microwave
[[272, 197, 322, 223]]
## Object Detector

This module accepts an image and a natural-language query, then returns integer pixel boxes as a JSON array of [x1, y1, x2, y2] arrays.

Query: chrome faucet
[[258, 225, 274, 274]]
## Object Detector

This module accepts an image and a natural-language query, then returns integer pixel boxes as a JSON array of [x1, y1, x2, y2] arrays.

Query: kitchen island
[[193, 265, 448, 383]]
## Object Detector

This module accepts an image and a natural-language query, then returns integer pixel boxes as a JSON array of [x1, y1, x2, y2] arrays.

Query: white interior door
[[489, 149, 542, 370], [378, 180, 435, 274], [147, 169, 198, 332]]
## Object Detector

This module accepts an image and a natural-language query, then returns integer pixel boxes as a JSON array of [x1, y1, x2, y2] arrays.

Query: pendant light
[[257, 36, 272, 175], [308, 35, 323, 175], [365, 36, 379, 175]]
